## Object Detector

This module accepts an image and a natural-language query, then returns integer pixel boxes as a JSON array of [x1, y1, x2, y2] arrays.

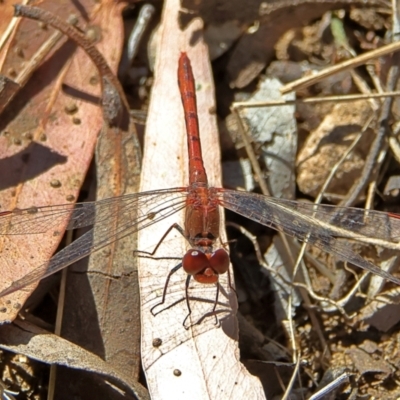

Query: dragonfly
[[1, 52, 400, 303]]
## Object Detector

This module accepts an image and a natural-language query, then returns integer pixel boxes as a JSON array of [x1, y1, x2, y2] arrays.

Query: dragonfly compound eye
[[209, 249, 230, 274], [182, 249, 209, 275]]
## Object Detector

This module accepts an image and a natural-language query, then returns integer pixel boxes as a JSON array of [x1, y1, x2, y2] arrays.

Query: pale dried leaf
[[137, 0, 265, 398], [240, 77, 297, 199]]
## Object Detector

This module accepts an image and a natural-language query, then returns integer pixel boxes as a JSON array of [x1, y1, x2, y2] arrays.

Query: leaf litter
[[1, 0, 400, 399]]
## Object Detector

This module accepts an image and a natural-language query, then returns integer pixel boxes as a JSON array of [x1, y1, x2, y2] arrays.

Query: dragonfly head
[[182, 248, 229, 284]]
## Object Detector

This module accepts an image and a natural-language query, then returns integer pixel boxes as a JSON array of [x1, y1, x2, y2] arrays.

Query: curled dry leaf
[[0, 320, 149, 400]]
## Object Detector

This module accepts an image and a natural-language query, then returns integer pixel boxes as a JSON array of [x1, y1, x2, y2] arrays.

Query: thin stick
[[291, 121, 367, 286], [0, 14, 73, 113], [281, 352, 301, 400], [233, 91, 400, 109], [339, 54, 400, 207], [16, 30, 64, 86], [308, 372, 351, 400], [0, 0, 30, 53], [281, 40, 400, 94]]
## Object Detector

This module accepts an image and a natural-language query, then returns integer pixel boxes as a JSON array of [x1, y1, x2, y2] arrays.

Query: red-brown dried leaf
[[0, 0, 126, 322]]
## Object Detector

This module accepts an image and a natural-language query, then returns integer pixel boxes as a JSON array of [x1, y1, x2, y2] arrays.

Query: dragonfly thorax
[[185, 186, 220, 242]]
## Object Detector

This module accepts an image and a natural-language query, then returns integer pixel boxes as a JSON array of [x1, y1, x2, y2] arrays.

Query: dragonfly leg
[[183, 280, 221, 329], [135, 223, 187, 258], [182, 275, 193, 329], [212, 282, 220, 326], [150, 262, 183, 316], [147, 223, 186, 256]]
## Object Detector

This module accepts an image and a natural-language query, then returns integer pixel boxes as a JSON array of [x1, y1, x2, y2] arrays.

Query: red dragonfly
[[1, 52, 400, 301]]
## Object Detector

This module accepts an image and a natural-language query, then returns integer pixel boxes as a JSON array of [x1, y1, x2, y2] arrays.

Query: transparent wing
[[0, 188, 188, 296], [0, 188, 188, 235], [219, 189, 400, 285]]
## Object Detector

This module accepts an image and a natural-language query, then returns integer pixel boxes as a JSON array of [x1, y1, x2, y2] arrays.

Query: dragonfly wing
[[219, 190, 400, 285], [0, 189, 187, 235], [275, 199, 400, 245], [0, 190, 187, 296], [0, 204, 77, 235]]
